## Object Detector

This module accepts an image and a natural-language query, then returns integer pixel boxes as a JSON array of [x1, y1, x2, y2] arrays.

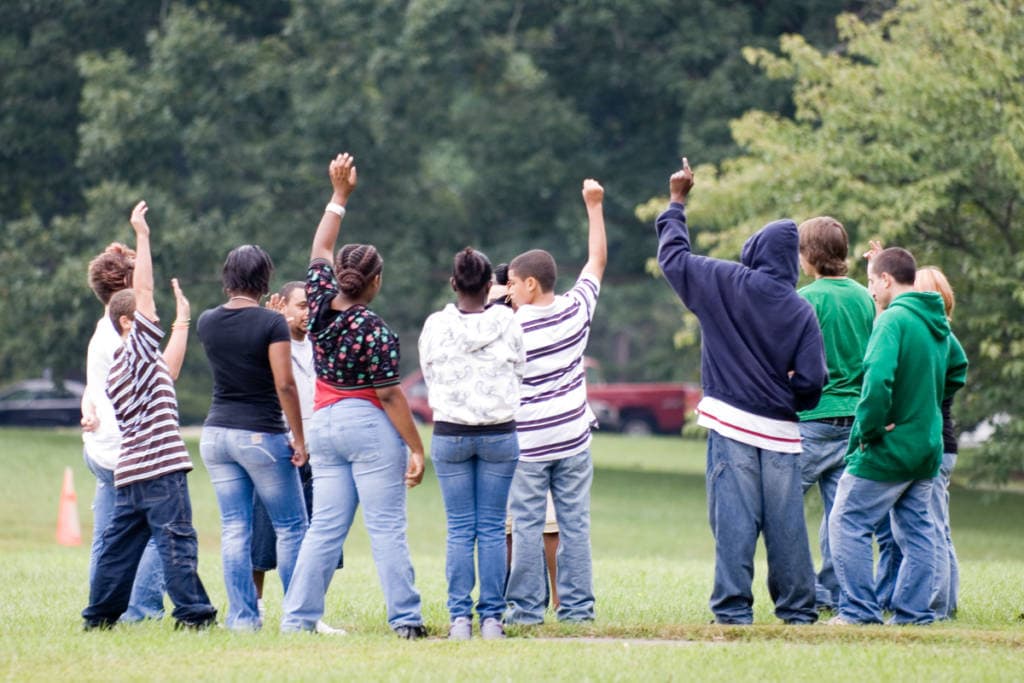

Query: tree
[[639, 0, 1024, 478]]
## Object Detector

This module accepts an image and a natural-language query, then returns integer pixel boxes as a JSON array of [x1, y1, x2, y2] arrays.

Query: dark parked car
[[0, 378, 86, 427]]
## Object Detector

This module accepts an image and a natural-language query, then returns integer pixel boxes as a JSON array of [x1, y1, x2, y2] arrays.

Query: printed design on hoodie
[[419, 304, 525, 425]]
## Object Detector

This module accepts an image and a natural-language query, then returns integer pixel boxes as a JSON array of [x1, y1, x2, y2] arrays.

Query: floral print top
[[306, 259, 401, 389]]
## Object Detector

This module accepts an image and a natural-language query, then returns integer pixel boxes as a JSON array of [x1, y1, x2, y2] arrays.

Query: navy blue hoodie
[[656, 202, 826, 421]]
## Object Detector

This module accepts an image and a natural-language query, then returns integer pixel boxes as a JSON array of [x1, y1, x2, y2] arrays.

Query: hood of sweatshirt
[[887, 291, 951, 340], [437, 303, 512, 353], [740, 219, 800, 287]]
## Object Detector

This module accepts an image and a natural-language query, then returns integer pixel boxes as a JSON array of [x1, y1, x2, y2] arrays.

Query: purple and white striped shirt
[[515, 273, 600, 461], [107, 313, 193, 487]]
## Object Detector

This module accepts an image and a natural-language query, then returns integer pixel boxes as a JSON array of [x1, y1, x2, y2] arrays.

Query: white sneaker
[[480, 617, 505, 640], [448, 616, 472, 641], [257, 599, 266, 620], [315, 620, 348, 635]]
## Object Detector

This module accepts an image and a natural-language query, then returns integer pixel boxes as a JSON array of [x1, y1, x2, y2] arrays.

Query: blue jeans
[[432, 431, 519, 622], [930, 452, 959, 619], [200, 427, 308, 631], [798, 420, 849, 610], [830, 473, 936, 624], [705, 431, 817, 624], [83, 451, 166, 621], [281, 399, 422, 632], [505, 450, 595, 624], [251, 463, 343, 571], [82, 471, 217, 628]]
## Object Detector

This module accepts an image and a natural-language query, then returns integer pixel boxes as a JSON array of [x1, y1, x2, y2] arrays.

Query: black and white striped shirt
[[515, 273, 600, 461], [107, 313, 192, 487]]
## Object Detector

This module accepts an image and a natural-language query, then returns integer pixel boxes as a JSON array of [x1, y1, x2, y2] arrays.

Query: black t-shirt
[[197, 305, 291, 433]]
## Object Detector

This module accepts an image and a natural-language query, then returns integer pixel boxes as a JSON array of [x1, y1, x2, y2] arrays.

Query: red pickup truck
[[402, 358, 701, 437]]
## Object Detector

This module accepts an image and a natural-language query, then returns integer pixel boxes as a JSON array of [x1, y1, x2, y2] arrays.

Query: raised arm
[[129, 201, 155, 321], [161, 278, 191, 380], [580, 179, 607, 281], [311, 153, 358, 263]]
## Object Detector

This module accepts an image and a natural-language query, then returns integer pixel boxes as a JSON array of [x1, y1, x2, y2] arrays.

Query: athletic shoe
[[315, 620, 347, 635], [826, 615, 854, 626], [480, 617, 506, 640], [394, 624, 428, 640], [257, 599, 266, 621], [448, 616, 472, 641]]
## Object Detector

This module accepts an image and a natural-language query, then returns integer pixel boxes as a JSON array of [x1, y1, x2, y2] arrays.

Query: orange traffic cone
[[56, 466, 82, 547]]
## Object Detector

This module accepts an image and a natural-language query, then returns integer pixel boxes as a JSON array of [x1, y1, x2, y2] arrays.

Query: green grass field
[[1, 428, 1023, 681]]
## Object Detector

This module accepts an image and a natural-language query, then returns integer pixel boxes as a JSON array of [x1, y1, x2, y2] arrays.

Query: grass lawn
[[1, 427, 1022, 681]]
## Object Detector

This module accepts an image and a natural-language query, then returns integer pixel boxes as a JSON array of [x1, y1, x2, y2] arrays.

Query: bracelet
[[172, 320, 190, 329], [325, 202, 346, 218]]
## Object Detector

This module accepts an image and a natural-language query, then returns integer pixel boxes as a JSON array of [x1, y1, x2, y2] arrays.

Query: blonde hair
[[915, 266, 954, 320]]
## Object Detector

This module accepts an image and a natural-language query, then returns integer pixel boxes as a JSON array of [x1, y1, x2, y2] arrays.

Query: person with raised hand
[[82, 201, 217, 630], [281, 153, 427, 639], [655, 157, 827, 626]]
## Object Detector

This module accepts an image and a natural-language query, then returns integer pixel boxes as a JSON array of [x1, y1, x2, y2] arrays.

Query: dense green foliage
[[1, 0, 872, 421], [638, 0, 1024, 480]]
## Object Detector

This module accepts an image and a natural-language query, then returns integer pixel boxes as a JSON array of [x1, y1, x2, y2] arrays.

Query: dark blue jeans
[[252, 463, 343, 571], [82, 471, 217, 628]]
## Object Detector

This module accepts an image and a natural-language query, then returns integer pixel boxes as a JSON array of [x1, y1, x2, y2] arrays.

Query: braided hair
[[334, 243, 383, 298], [452, 247, 493, 295]]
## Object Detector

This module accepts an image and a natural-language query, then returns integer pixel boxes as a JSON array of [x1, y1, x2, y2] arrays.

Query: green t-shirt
[[797, 277, 876, 421]]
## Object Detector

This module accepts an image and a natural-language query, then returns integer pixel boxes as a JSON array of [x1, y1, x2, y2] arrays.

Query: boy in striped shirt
[[503, 178, 606, 624], [82, 200, 217, 630]]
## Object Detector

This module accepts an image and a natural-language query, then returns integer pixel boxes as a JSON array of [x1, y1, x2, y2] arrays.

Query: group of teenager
[[77, 152, 966, 637]]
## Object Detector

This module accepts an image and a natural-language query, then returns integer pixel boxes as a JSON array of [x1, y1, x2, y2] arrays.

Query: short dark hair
[[278, 280, 305, 301], [88, 243, 135, 305], [334, 244, 383, 298], [509, 249, 557, 293], [798, 216, 849, 276], [108, 288, 136, 334], [452, 247, 493, 294], [223, 245, 274, 297], [871, 247, 917, 285], [493, 263, 509, 286]]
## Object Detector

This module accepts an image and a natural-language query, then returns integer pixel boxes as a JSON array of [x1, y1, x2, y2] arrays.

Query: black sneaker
[[83, 618, 117, 631], [394, 624, 428, 640], [174, 615, 217, 631]]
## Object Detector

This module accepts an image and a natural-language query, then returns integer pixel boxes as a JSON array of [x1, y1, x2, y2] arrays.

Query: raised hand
[[863, 239, 884, 261], [171, 278, 190, 323], [130, 200, 150, 236], [582, 178, 604, 208], [670, 157, 694, 204], [265, 292, 286, 315], [329, 153, 358, 203]]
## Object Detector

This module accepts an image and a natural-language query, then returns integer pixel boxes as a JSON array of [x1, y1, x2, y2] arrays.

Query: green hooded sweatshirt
[[845, 291, 968, 481]]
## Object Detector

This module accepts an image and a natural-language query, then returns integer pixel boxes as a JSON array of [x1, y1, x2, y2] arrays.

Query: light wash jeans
[[830, 472, 936, 624], [432, 431, 519, 622], [930, 452, 959, 619], [873, 513, 902, 612], [281, 399, 422, 632], [705, 431, 817, 624], [798, 420, 850, 610], [505, 449, 595, 624], [199, 427, 308, 631], [84, 450, 165, 622]]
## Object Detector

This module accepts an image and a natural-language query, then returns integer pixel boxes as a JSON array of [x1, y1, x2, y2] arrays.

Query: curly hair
[[452, 247, 493, 295], [334, 244, 383, 298], [88, 242, 136, 305]]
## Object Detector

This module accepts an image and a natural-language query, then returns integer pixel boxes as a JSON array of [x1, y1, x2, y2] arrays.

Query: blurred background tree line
[[2, 0, 1021, 479]]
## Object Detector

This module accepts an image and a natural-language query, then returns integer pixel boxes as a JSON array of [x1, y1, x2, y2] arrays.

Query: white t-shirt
[[291, 336, 315, 431], [82, 314, 123, 471], [515, 272, 600, 461]]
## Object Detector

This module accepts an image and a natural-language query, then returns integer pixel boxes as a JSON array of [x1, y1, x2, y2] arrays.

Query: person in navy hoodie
[[655, 158, 827, 625]]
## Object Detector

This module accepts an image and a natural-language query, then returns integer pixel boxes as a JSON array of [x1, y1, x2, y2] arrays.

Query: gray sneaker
[[449, 616, 472, 641], [480, 617, 505, 640]]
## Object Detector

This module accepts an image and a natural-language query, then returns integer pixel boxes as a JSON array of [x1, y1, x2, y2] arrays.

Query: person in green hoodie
[[828, 247, 967, 625]]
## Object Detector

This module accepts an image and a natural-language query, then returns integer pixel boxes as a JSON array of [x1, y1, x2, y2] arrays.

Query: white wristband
[[325, 202, 346, 218]]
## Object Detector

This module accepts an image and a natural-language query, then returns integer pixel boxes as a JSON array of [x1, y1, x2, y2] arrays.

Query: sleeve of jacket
[[790, 315, 828, 412], [855, 319, 899, 443], [943, 332, 968, 401], [655, 202, 737, 314]]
